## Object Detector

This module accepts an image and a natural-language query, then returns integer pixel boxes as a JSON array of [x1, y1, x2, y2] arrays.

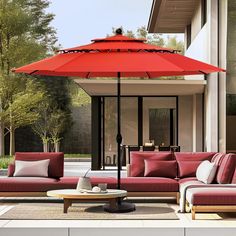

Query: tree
[[0, 74, 25, 155], [69, 80, 91, 107], [48, 109, 69, 152], [110, 26, 183, 52], [0, 0, 57, 155], [0, 78, 44, 155], [31, 99, 51, 152]]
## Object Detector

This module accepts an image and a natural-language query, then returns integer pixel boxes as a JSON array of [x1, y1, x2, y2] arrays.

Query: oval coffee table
[[47, 189, 127, 213]]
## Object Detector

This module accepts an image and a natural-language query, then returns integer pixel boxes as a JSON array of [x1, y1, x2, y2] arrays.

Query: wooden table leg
[[64, 199, 72, 213]]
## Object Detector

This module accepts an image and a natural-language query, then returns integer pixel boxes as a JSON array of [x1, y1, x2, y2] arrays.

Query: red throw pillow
[[177, 161, 202, 178], [130, 152, 173, 177], [144, 160, 177, 178]]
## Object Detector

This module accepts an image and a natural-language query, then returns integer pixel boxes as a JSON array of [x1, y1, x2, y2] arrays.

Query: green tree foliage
[[0, 76, 45, 155], [69, 80, 91, 107], [111, 26, 183, 52], [0, 0, 58, 155], [0, 0, 57, 75]]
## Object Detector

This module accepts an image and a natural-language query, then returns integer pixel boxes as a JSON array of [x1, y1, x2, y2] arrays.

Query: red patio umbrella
[[13, 28, 225, 213]]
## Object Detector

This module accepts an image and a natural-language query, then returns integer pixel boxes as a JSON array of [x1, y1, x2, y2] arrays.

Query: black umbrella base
[[104, 202, 136, 213]]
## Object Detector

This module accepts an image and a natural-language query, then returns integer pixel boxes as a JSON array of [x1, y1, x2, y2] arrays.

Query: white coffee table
[[47, 189, 127, 213]]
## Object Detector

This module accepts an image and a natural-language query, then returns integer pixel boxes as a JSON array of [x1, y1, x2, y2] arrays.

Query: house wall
[[178, 96, 193, 152], [184, 0, 228, 152]]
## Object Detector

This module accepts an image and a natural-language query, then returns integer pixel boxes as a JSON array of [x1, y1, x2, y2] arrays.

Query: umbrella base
[[104, 201, 136, 213]]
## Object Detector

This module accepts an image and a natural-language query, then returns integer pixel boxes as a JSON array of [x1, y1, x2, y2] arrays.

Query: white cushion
[[196, 160, 217, 184], [13, 159, 50, 177]]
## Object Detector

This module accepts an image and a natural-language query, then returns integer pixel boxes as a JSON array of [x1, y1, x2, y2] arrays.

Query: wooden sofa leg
[[176, 192, 180, 204], [191, 206, 196, 220]]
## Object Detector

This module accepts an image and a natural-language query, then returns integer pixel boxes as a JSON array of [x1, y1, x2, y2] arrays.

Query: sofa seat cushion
[[59, 177, 117, 189], [178, 177, 198, 184], [120, 177, 179, 192], [186, 187, 236, 205], [130, 152, 173, 177], [0, 177, 60, 192]]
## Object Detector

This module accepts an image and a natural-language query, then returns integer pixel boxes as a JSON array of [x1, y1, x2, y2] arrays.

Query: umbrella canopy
[[14, 34, 225, 77], [13, 29, 225, 213]]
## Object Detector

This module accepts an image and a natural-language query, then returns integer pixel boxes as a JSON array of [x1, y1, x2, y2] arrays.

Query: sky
[[47, 0, 183, 48]]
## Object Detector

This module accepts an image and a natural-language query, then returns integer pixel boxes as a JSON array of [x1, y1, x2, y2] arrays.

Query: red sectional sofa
[[0, 151, 236, 219]]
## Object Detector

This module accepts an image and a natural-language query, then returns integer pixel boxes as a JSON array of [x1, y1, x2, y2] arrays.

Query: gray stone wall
[[6, 104, 91, 154], [61, 104, 91, 154]]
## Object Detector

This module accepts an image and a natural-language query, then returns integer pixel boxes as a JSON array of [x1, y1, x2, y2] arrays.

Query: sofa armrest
[[126, 164, 131, 177], [8, 163, 15, 177]]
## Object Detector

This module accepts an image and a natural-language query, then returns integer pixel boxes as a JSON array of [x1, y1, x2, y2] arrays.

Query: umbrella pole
[[104, 72, 135, 213], [117, 72, 122, 190]]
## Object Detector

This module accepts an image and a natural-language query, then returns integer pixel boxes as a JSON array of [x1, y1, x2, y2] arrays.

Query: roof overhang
[[74, 79, 206, 96], [148, 0, 199, 33]]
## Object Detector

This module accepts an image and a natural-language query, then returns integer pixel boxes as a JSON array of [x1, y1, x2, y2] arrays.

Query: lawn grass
[[0, 153, 91, 169]]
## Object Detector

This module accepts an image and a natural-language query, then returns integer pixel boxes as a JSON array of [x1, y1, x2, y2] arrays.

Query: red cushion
[[7, 164, 15, 177], [120, 177, 179, 192], [175, 152, 216, 161], [0, 177, 60, 192], [187, 188, 236, 205], [178, 161, 202, 178], [130, 151, 173, 177], [231, 169, 236, 184], [211, 153, 225, 165], [178, 177, 198, 184], [175, 152, 216, 178], [144, 160, 177, 178], [216, 154, 236, 184], [14, 152, 64, 178]]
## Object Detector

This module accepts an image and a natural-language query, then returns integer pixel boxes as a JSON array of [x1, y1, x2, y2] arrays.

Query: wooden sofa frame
[[186, 201, 236, 220]]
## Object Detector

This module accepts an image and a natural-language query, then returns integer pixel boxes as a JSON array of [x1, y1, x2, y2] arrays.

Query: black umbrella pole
[[103, 72, 135, 213], [117, 72, 122, 190]]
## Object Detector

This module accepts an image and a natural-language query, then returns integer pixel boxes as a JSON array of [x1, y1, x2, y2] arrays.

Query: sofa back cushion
[[144, 160, 177, 178], [9, 152, 64, 178], [211, 153, 225, 165], [216, 153, 236, 184], [231, 169, 236, 184], [175, 152, 216, 178], [130, 151, 173, 177]]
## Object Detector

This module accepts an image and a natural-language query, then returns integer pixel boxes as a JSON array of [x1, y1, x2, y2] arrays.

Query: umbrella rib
[[29, 70, 39, 75], [199, 70, 208, 75]]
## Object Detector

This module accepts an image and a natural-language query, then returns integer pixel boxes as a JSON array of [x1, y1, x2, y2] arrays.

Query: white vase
[[76, 177, 92, 191]]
